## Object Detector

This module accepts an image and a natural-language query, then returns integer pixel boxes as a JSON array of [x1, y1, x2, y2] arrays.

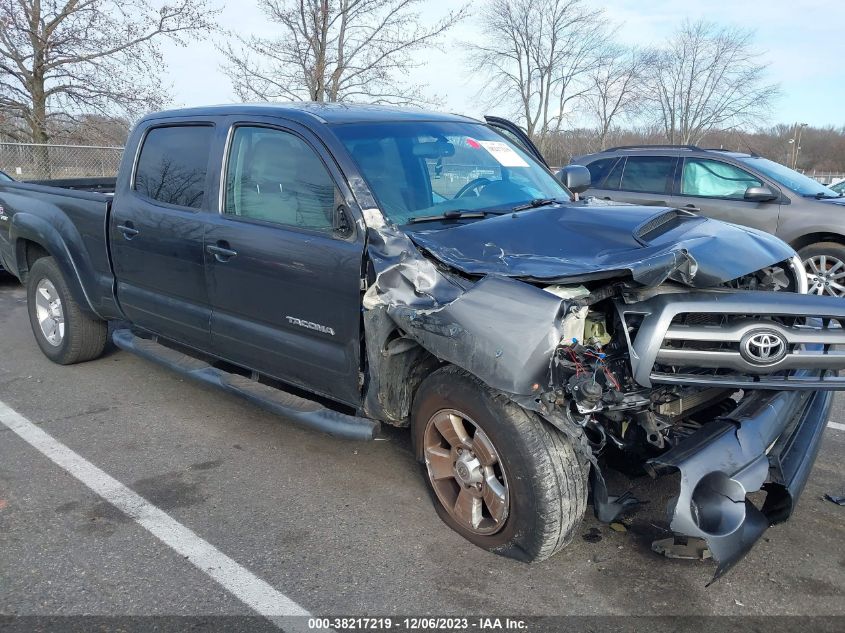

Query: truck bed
[[0, 180, 117, 317]]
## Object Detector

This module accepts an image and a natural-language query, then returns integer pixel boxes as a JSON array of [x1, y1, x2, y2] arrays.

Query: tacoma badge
[[286, 316, 335, 336]]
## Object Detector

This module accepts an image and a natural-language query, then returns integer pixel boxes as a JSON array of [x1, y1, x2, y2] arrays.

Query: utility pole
[[791, 122, 808, 169]]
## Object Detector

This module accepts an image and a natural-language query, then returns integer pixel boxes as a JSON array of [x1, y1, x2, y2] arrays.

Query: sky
[[159, 0, 845, 128]]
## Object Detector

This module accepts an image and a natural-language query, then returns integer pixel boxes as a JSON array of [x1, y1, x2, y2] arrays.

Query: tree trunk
[[29, 79, 51, 179]]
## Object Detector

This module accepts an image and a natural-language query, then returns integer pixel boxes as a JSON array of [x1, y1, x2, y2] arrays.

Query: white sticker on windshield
[[477, 140, 529, 167]]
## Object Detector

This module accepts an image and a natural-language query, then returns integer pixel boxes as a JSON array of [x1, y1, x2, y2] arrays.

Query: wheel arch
[[11, 217, 97, 317], [789, 232, 845, 253], [362, 321, 444, 426]]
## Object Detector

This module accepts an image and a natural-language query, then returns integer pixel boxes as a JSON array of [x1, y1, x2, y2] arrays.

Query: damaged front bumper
[[646, 376, 832, 583]]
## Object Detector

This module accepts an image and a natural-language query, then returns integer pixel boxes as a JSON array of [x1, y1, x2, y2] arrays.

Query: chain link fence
[[0, 142, 124, 181], [802, 171, 845, 185]]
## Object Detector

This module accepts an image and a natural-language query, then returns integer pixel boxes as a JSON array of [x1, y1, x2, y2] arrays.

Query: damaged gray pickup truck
[[1, 104, 843, 582]]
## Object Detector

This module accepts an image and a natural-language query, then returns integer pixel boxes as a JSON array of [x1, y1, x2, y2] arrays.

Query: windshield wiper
[[510, 197, 566, 211], [805, 192, 841, 199], [408, 209, 494, 224]]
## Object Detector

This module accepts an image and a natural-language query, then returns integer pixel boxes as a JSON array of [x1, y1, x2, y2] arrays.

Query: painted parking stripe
[[828, 421, 845, 431], [0, 399, 311, 626]]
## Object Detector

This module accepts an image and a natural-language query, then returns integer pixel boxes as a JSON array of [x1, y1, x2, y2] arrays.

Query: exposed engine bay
[[545, 258, 802, 462]]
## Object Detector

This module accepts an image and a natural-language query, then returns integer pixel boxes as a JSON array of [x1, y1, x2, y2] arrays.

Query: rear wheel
[[26, 256, 108, 364], [798, 242, 845, 297], [412, 366, 587, 562]]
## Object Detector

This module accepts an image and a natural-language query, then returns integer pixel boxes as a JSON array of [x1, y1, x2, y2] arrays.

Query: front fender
[[776, 215, 845, 248]]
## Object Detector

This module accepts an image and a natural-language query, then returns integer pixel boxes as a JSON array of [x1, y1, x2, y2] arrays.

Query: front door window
[[681, 158, 762, 199]]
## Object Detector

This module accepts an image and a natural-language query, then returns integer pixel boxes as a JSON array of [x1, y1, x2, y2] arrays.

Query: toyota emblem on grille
[[740, 329, 788, 365]]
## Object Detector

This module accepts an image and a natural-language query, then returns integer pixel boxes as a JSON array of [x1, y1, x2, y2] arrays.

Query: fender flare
[[10, 212, 98, 317]]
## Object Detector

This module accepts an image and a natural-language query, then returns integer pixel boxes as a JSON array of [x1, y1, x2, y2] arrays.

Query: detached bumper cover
[[647, 380, 832, 582]]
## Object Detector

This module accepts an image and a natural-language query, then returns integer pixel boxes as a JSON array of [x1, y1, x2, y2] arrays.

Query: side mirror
[[744, 186, 778, 202], [556, 165, 591, 194]]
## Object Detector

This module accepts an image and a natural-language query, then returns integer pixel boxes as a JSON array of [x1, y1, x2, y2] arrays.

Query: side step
[[111, 329, 379, 441]]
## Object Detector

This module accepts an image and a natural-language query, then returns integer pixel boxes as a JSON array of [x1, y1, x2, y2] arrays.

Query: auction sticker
[[477, 140, 529, 167]]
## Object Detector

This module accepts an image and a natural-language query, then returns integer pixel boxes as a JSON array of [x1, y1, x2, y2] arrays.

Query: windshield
[[332, 121, 569, 225], [0, 170, 12, 182], [736, 156, 841, 197]]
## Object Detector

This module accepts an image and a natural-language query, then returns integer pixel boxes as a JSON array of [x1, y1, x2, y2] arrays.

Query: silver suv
[[571, 145, 845, 296]]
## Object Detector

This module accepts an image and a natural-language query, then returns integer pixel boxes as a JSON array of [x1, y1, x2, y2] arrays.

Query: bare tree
[[583, 46, 652, 150], [646, 20, 780, 144], [468, 0, 609, 151], [220, 0, 467, 105], [0, 0, 218, 154]]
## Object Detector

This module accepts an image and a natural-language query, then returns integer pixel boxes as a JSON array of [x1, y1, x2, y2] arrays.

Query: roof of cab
[[142, 102, 480, 125]]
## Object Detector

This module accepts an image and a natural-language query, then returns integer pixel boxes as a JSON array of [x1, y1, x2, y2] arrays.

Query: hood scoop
[[634, 209, 698, 244]]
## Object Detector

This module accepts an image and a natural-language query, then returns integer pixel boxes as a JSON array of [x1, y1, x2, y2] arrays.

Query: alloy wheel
[[422, 409, 509, 535], [34, 278, 65, 346], [804, 255, 845, 297]]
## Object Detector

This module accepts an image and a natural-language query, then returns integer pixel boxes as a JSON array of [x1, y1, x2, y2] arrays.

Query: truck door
[[110, 123, 215, 350], [484, 116, 549, 168], [204, 121, 364, 406]]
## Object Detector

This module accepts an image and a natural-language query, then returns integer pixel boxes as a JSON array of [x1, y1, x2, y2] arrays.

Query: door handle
[[601, 196, 612, 201], [117, 223, 139, 239], [206, 241, 238, 262]]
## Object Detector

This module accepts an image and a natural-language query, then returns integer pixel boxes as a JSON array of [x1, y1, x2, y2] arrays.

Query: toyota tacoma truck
[[1, 104, 843, 582]]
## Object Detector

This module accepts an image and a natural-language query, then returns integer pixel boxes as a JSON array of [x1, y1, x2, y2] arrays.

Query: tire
[[798, 242, 845, 297], [26, 256, 108, 365], [412, 365, 587, 562]]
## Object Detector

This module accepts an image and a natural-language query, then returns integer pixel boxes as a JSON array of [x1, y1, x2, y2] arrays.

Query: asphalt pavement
[[1, 274, 844, 623]]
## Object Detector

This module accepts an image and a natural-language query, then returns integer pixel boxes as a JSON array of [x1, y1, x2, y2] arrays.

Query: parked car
[[571, 146, 845, 296], [2, 104, 844, 582], [830, 180, 845, 195]]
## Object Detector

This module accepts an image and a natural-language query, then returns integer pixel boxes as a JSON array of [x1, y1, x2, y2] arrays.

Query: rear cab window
[[133, 125, 214, 208]]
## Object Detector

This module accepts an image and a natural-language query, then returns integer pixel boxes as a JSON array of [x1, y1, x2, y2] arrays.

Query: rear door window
[[620, 156, 676, 194], [134, 125, 213, 209], [681, 158, 762, 199]]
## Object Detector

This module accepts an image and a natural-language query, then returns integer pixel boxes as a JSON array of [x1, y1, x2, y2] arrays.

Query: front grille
[[656, 315, 845, 374], [672, 312, 724, 327], [618, 290, 845, 390]]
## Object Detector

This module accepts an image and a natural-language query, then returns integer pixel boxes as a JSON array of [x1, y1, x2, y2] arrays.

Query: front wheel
[[799, 242, 845, 297], [26, 256, 108, 365], [412, 366, 587, 562]]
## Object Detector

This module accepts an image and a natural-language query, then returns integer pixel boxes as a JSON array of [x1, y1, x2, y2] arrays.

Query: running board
[[111, 329, 379, 441]]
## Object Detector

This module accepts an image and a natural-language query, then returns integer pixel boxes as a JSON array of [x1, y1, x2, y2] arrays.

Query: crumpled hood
[[407, 203, 796, 287]]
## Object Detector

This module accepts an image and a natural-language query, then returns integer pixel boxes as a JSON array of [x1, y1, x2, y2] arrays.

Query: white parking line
[[828, 421, 845, 431], [0, 399, 311, 624]]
